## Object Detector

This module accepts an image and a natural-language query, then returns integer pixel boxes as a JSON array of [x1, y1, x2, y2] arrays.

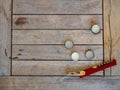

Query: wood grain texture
[[13, 30, 103, 44], [104, 0, 120, 75], [0, 0, 11, 75], [104, 0, 111, 75], [109, 0, 120, 75], [12, 61, 102, 75], [12, 15, 103, 29], [13, 0, 102, 14], [12, 45, 103, 60], [1, 76, 120, 90]]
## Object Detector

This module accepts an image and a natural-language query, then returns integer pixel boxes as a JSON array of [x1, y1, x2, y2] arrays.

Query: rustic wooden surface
[[13, 30, 103, 44], [13, 15, 103, 29], [0, 0, 120, 90], [12, 0, 104, 77], [12, 61, 102, 75], [104, 0, 111, 75], [109, 0, 120, 75], [12, 45, 103, 60], [0, 0, 11, 75], [0, 76, 120, 90], [13, 0, 102, 14], [104, 0, 120, 76]]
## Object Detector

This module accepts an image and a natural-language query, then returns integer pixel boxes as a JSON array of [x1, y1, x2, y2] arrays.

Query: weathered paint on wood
[[0, 0, 11, 75], [13, 0, 102, 14], [13, 15, 103, 29], [12, 61, 102, 75], [0, 76, 120, 90], [12, 45, 103, 60], [13, 30, 103, 44]]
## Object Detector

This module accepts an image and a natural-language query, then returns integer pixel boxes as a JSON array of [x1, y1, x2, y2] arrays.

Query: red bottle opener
[[80, 59, 117, 78], [67, 59, 117, 78]]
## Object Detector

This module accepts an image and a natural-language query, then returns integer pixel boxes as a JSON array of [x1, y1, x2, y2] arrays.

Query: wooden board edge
[[0, 0, 11, 75], [103, 0, 111, 76], [0, 76, 120, 90]]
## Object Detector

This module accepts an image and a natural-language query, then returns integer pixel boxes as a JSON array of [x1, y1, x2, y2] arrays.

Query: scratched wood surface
[[0, 0, 11, 75], [13, 15, 103, 30], [12, 45, 103, 60], [12, 61, 102, 75], [13, 0, 102, 14], [13, 30, 103, 44]]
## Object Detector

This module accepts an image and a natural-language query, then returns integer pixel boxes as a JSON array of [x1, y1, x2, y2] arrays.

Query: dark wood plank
[[13, 0, 102, 14]]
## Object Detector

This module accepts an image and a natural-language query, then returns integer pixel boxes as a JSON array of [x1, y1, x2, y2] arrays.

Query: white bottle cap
[[91, 25, 100, 34], [71, 52, 80, 61]]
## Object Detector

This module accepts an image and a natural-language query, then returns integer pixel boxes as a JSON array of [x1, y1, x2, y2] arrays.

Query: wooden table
[[0, 0, 120, 89]]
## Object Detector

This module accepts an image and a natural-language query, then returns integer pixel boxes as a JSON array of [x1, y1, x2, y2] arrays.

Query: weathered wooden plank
[[1, 76, 120, 90], [13, 0, 102, 14], [13, 30, 103, 44], [0, 0, 11, 75], [104, 0, 111, 75], [12, 61, 102, 75], [109, 0, 120, 75], [12, 45, 103, 60], [13, 15, 103, 29], [104, 0, 120, 76]]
